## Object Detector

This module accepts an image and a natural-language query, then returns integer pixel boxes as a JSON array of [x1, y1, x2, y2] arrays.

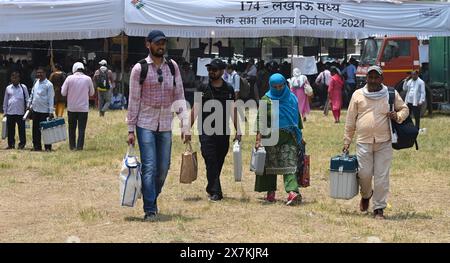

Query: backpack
[[388, 88, 419, 150], [237, 75, 250, 99], [96, 70, 110, 91], [138, 57, 176, 86]]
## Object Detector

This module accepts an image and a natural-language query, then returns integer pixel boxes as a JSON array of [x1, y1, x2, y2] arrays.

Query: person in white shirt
[[402, 70, 426, 128], [223, 64, 240, 99], [244, 59, 257, 100], [315, 64, 332, 108], [2, 71, 29, 149]]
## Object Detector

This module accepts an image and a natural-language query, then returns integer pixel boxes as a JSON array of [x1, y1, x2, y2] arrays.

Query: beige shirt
[[344, 88, 409, 145]]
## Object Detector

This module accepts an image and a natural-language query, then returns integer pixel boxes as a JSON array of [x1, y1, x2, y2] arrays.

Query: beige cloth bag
[[180, 142, 198, 184]]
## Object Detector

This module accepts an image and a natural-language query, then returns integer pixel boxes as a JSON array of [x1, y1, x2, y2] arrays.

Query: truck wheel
[[425, 84, 433, 117]]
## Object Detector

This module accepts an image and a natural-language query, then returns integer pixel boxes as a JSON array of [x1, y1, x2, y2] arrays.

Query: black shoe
[[31, 148, 42, 152], [208, 194, 223, 202], [374, 209, 385, 220], [5, 146, 14, 150], [18, 145, 25, 150], [144, 212, 157, 221]]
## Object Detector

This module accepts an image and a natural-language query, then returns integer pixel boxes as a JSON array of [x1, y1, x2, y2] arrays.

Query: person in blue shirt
[[109, 88, 127, 110], [342, 58, 357, 107], [29, 67, 54, 151]]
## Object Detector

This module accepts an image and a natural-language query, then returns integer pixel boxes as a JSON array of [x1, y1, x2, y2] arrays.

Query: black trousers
[[407, 103, 421, 129], [32, 111, 52, 151], [199, 135, 230, 197], [6, 115, 26, 148], [68, 111, 88, 150], [320, 84, 329, 106]]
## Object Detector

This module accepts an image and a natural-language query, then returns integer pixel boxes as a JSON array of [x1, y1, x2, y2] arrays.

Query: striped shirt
[[127, 56, 189, 134]]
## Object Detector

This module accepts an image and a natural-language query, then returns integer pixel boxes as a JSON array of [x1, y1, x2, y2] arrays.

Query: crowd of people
[[3, 30, 423, 222], [1, 56, 128, 152]]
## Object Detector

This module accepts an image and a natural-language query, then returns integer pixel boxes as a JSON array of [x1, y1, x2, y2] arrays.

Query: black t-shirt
[[196, 81, 235, 135]]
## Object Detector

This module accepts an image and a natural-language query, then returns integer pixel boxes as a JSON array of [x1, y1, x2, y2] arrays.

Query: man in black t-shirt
[[190, 59, 241, 201]]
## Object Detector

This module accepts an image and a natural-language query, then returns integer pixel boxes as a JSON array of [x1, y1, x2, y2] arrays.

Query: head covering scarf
[[362, 84, 389, 100], [265, 73, 302, 144], [289, 68, 306, 88]]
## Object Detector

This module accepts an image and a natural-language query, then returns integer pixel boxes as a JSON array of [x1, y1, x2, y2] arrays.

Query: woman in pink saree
[[328, 67, 344, 123], [288, 68, 310, 121]]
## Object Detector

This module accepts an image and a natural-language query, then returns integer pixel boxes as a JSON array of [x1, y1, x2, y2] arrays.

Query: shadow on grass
[[387, 211, 433, 221], [339, 209, 433, 221], [222, 196, 251, 203], [183, 196, 203, 202], [124, 213, 197, 223]]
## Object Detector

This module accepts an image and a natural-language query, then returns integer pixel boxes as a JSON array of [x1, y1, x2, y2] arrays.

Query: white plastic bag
[[1, 117, 7, 140], [233, 140, 242, 182], [119, 146, 142, 207], [304, 83, 314, 97], [250, 146, 266, 176]]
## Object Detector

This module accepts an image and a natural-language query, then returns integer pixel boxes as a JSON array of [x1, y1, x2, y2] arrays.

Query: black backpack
[[138, 57, 176, 86], [388, 88, 419, 150]]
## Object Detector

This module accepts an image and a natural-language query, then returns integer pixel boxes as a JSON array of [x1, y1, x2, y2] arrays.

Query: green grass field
[[0, 109, 449, 242]]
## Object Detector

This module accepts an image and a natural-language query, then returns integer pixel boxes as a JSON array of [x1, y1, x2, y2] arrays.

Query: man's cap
[[99, 59, 107, 66], [367, 65, 383, 75], [205, 59, 226, 70], [72, 62, 84, 74], [147, 30, 167, 43]]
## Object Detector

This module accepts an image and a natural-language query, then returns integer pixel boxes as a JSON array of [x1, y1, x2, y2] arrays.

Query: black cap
[[205, 59, 226, 70], [147, 30, 166, 43]]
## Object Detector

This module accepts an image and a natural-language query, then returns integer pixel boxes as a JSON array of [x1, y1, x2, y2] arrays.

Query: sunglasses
[[157, 68, 163, 83]]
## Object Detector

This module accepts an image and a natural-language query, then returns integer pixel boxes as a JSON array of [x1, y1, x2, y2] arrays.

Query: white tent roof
[[124, 0, 450, 39], [0, 0, 449, 41], [0, 0, 123, 41]]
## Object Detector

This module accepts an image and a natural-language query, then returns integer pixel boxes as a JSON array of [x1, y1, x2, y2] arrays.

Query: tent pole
[[121, 31, 125, 95], [344, 39, 348, 62], [291, 34, 294, 75]]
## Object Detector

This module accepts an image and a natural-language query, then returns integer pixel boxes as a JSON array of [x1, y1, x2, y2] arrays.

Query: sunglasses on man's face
[[157, 68, 163, 83]]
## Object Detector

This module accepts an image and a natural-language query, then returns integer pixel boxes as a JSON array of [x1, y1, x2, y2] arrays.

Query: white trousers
[[356, 141, 393, 210]]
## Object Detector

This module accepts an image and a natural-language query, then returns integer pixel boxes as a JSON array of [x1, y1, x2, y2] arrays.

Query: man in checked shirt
[[127, 30, 191, 221]]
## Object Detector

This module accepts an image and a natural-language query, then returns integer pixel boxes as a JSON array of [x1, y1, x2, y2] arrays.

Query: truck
[[356, 36, 450, 116]]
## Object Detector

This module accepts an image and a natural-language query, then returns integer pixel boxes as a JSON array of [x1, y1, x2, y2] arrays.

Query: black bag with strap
[[388, 88, 419, 150], [138, 57, 176, 86]]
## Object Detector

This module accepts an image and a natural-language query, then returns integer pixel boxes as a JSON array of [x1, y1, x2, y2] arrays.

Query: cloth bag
[[296, 142, 310, 187], [180, 142, 198, 184], [1, 116, 7, 140], [304, 83, 314, 97], [119, 146, 142, 207]]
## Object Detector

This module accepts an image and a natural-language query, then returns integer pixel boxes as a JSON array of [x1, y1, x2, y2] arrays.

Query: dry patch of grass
[[0, 109, 449, 242]]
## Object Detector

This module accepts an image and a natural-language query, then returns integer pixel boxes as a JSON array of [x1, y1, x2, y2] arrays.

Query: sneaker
[[144, 212, 157, 221], [286, 191, 299, 206], [208, 194, 223, 202], [265, 191, 276, 202], [373, 209, 385, 220]]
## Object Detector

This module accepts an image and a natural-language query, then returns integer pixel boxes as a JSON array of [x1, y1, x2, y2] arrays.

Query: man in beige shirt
[[343, 66, 409, 220]]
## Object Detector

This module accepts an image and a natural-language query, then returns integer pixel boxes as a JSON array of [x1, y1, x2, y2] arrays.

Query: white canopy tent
[[124, 0, 450, 39], [0, 0, 448, 41], [0, 0, 123, 41]]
